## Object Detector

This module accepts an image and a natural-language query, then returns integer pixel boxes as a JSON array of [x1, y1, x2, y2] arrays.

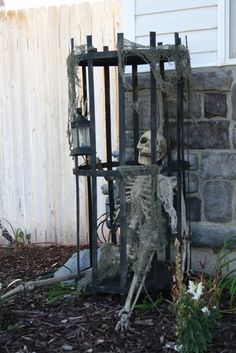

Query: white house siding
[[123, 0, 218, 68], [0, 1, 121, 245]]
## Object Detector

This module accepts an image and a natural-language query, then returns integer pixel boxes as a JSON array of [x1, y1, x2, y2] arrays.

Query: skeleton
[[115, 130, 190, 331]]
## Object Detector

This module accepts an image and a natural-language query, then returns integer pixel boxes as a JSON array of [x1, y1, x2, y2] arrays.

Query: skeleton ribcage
[[131, 175, 157, 224], [113, 173, 177, 237]]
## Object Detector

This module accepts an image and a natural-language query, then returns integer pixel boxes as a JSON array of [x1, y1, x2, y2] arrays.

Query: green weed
[[209, 236, 236, 307], [135, 294, 164, 313], [45, 283, 77, 304], [3, 219, 31, 244]]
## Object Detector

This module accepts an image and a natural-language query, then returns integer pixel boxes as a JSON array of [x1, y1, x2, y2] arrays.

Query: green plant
[[172, 236, 236, 353], [45, 283, 77, 304], [135, 294, 164, 313], [172, 240, 219, 353], [6, 323, 25, 332], [13, 228, 26, 243], [174, 282, 218, 353], [210, 236, 236, 307], [3, 220, 30, 244]]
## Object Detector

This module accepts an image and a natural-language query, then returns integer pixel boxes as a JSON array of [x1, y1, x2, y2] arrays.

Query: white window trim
[[218, 0, 236, 65]]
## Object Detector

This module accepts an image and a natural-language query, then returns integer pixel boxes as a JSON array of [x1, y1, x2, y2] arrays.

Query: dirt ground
[[0, 245, 236, 353]]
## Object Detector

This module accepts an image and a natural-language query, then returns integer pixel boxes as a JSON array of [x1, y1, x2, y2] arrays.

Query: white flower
[[201, 306, 210, 315], [187, 281, 204, 301], [174, 344, 183, 352]]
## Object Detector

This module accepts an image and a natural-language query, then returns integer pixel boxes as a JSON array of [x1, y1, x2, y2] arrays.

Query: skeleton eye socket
[[140, 136, 148, 144]]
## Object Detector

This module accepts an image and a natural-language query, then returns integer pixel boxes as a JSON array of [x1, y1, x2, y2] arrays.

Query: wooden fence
[[0, 1, 121, 244]]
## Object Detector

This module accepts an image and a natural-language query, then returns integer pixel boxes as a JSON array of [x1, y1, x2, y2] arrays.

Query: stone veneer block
[[170, 121, 230, 149], [203, 181, 232, 222], [125, 91, 134, 129], [171, 151, 199, 170], [125, 68, 233, 92], [204, 93, 227, 118], [186, 197, 201, 221], [125, 148, 134, 162], [231, 82, 236, 120], [233, 125, 236, 148], [168, 92, 201, 120], [191, 69, 233, 91], [125, 72, 151, 90], [189, 92, 202, 120], [185, 173, 199, 193], [191, 223, 236, 248], [201, 152, 236, 178], [125, 130, 135, 147], [125, 90, 151, 130]]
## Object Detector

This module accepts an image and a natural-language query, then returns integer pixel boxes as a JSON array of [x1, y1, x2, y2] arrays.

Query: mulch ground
[[0, 245, 236, 353]]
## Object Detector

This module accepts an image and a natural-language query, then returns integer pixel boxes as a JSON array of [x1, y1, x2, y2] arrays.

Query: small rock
[[69, 316, 83, 321], [39, 341, 47, 348], [48, 338, 56, 344], [164, 341, 176, 349], [62, 344, 73, 351], [61, 319, 68, 324], [86, 349, 93, 353], [95, 339, 104, 345], [160, 335, 165, 344], [134, 318, 154, 326]]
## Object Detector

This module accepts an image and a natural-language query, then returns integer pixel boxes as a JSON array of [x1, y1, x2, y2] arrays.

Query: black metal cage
[[70, 32, 190, 296]]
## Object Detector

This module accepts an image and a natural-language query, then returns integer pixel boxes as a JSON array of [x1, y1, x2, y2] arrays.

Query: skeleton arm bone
[[158, 175, 190, 271]]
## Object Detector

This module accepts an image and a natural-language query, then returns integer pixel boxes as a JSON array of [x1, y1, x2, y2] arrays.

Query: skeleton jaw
[[138, 153, 151, 165]]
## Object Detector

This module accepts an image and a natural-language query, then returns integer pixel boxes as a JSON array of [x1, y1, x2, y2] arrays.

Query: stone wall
[[125, 66, 236, 249]]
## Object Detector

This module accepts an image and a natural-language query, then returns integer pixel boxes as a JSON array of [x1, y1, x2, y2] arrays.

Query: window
[[218, 0, 236, 65]]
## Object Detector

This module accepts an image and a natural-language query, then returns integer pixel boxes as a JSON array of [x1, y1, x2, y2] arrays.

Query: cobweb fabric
[[117, 38, 191, 91], [67, 39, 191, 150]]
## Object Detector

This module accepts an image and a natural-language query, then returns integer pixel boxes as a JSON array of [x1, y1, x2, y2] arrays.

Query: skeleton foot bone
[[115, 309, 132, 332]]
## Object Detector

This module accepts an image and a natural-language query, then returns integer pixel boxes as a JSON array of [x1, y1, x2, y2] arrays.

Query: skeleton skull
[[137, 130, 167, 165]]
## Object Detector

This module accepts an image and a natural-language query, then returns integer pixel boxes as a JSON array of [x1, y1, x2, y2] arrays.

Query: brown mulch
[[0, 245, 236, 353]]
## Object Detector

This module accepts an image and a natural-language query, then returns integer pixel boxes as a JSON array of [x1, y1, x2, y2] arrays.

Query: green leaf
[[229, 276, 236, 305], [191, 318, 202, 331]]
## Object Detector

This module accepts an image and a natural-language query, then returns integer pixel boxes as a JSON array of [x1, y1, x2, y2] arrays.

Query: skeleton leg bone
[[130, 252, 155, 312], [115, 250, 154, 331], [115, 272, 138, 332]]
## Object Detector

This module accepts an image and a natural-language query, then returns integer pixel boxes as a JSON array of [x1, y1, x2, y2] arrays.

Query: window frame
[[218, 0, 236, 65]]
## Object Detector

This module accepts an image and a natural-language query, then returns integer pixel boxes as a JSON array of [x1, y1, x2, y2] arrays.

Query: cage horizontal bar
[[73, 168, 120, 177], [73, 164, 170, 177], [75, 47, 186, 67]]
